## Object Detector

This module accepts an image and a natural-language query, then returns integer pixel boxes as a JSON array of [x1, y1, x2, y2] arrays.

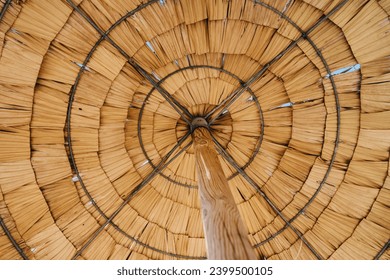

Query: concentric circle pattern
[[0, 0, 389, 260]]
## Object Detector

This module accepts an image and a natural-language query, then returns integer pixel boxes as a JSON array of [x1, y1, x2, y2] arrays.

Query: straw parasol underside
[[0, 0, 389, 260]]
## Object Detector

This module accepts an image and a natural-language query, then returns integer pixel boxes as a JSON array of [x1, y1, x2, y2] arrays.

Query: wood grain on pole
[[193, 127, 257, 259]]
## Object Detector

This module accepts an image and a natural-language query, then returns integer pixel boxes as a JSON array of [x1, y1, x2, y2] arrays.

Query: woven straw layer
[[0, 0, 389, 260]]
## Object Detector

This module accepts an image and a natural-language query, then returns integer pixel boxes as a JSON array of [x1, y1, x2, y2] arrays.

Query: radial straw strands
[[0, 0, 389, 260]]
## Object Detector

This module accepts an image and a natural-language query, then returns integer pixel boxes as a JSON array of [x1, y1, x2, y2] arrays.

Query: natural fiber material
[[0, 0, 389, 260]]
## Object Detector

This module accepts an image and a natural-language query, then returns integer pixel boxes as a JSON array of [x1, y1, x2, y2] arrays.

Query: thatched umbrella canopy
[[0, 0, 389, 260]]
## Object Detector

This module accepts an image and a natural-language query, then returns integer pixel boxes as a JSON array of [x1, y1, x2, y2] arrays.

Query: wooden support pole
[[192, 127, 257, 260]]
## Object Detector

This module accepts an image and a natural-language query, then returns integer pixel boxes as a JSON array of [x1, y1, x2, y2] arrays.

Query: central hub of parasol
[[191, 117, 209, 131]]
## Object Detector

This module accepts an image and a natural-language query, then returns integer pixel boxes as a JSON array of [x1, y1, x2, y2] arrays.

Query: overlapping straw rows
[[0, 0, 389, 260]]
